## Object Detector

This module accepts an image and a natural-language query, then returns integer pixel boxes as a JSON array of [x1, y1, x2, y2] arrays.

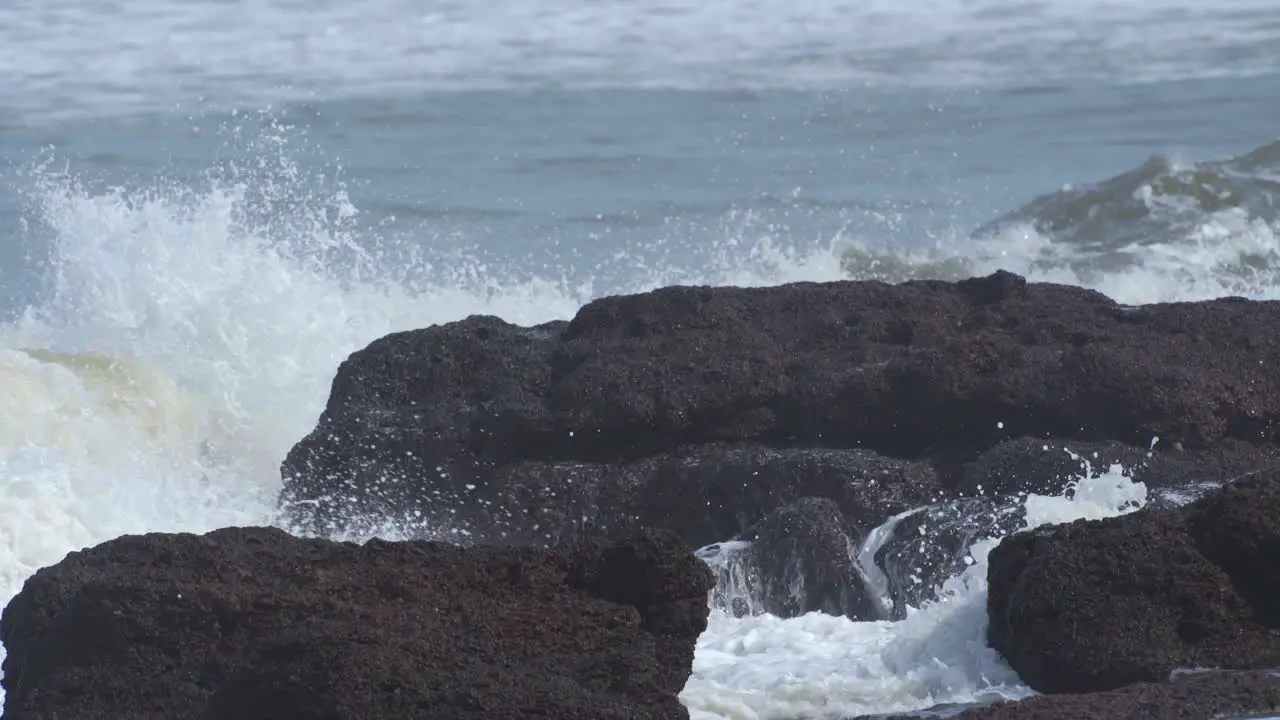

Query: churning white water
[[680, 468, 1148, 718], [0, 125, 1276, 715]]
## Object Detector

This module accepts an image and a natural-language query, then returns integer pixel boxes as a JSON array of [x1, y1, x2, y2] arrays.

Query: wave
[[2, 347, 219, 455], [974, 140, 1280, 248], [838, 138, 1280, 304], [3, 0, 1278, 121], [0, 345, 273, 625]]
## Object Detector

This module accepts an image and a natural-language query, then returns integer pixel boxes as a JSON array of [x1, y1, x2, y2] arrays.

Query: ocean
[[1, 0, 1279, 716]]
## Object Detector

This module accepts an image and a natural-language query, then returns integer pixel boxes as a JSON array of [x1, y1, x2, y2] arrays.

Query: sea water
[[2, 0, 1279, 715]]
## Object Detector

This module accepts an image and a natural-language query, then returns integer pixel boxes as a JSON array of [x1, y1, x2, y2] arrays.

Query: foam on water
[[837, 139, 1280, 303], [0, 347, 256, 591], [836, 207, 1280, 305], [2, 0, 1279, 121], [0, 121, 1271, 714], [681, 467, 1149, 719]]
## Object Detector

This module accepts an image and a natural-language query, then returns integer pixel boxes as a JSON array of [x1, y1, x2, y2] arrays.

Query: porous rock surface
[[0, 526, 713, 720], [280, 272, 1280, 619], [726, 496, 878, 620], [987, 471, 1280, 695]]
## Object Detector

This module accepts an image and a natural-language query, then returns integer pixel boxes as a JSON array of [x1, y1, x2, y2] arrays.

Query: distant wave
[[973, 139, 1280, 251], [2, 0, 1278, 120], [839, 139, 1280, 304]]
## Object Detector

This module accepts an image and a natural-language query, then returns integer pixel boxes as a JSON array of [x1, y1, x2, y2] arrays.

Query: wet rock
[[728, 497, 878, 620], [871, 468, 1234, 619], [283, 439, 942, 552], [1184, 473, 1280, 627], [282, 273, 1280, 547], [986, 472, 1280, 695], [880, 438, 1280, 614], [1, 526, 713, 720], [861, 669, 1280, 720], [1143, 440, 1280, 491], [622, 446, 941, 551], [947, 437, 1149, 498]]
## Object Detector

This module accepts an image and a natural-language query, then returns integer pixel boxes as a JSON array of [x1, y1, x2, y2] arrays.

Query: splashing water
[[0, 116, 1254, 715], [0, 122, 587, 699], [680, 466, 1148, 719], [0, 118, 851, 705]]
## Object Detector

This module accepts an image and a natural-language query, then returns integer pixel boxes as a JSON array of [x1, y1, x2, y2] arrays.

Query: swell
[[840, 139, 1280, 302], [973, 139, 1280, 250]]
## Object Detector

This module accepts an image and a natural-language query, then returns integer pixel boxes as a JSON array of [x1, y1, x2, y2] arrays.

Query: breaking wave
[[838, 138, 1280, 303]]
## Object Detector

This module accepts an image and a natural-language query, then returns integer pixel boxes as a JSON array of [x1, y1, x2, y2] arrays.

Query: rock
[[878, 437, 1280, 615], [282, 273, 1280, 549], [284, 439, 942, 552], [1, 526, 714, 720], [986, 472, 1280, 695], [623, 446, 940, 551], [1141, 440, 1280, 494], [728, 497, 879, 620], [277, 272, 1280, 638], [861, 669, 1280, 720], [1184, 473, 1280, 627], [861, 434, 1280, 617]]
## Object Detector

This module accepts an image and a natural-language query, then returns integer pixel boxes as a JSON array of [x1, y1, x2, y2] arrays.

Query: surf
[[2, 119, 1278, 715]]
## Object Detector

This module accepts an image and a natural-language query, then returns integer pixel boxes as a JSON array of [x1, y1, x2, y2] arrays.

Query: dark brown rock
[[947, 436, 1146, 498], [277, 273, 1280, 629], [871, 437, 1280, 618], [862, 670, 1280, 720], [545, 273, 1280, 454], [986, 473, 1280, 695], [285, 440, 942, 553], [1185, 472, 1280, 627], [282, 273, 1280, 546], [0, 527, 713, 720], [622, 446, 941, 551], [730, 497, 880, 620]]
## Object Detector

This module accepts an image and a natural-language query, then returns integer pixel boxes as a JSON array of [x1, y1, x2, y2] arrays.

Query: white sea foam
[[835, 207, 1280, 305], [1, 0, 1277, 121], [0, 121, 1269, 714], [680, 468, 1148, 719]]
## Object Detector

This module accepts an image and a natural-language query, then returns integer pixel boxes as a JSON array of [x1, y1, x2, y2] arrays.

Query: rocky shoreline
[[5, 271, 1280, 718]]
